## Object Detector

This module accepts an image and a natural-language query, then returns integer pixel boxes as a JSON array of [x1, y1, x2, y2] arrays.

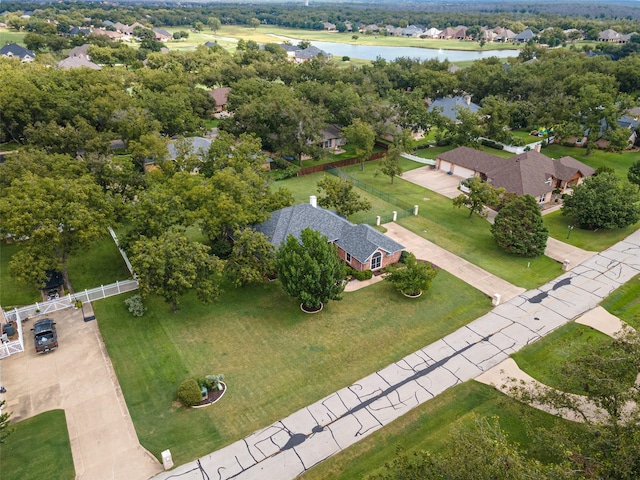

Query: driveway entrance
[[402, 167, 462, 199]]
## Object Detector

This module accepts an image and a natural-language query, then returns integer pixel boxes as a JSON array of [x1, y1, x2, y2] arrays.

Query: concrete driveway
[[402, 167, 462, 199], [0, 306, 161, 480], [545, 237, 597, 269], [383, 222, 525, 302]]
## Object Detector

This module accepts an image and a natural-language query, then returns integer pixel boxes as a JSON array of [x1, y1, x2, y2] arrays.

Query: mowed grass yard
[[601, 274, 640, 330], [95, 272, 490, 465], [275, 158, 561, 290], [1, 410, 75, 480]]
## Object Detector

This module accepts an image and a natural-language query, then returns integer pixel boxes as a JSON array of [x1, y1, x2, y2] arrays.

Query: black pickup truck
[[32, 318, 58, 354]]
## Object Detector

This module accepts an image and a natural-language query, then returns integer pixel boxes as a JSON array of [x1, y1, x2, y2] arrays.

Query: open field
[[96, 272, 490, 464], [300, 381, 577, 479], [0, 28, 26, 46], [1, 409, 75, 480]]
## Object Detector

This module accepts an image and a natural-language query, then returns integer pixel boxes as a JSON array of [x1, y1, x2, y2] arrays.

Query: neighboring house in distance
[[255, 200, 405, 272], [153, 28, 172, 42], [322, 21, 336, 31], [67, 44, 91, 59], [204, 41, 218, 48], [167, 136, 212, 162], [437, 145, 595, 204], [320, 124, 346, 151], [92, 29, 125, 40], [209, 87, 231, 112], [439, 27, 457, 39], [512, 29, 536, 42], [597, 29, 636, 43], [57, 56, 101, 70], [0, 43, 35, 62], [427, 95, 480, 123], [294, 45, 331, 63], [423, 27, 441, 38]]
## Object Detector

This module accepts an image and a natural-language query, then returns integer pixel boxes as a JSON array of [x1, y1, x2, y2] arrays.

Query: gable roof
[[68, 44, 90, 58], [295, 45, 329, 59], [255, 203, 404, 264], [0, 43, 35, 60], [209, 87, 230, 107], [439, 146, 595, 197], [57, 57, 101, 70], [427, 96, 480, 122], [513, 29, 535, 41], [321, 124, 342, 141]]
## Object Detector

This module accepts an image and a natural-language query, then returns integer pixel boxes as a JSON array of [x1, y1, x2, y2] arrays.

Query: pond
[[267, 35, 519, 62]]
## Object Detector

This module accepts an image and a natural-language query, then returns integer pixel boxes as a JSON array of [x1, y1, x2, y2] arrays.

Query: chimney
[[534, 143, 541, 153], [310, 195, 317, 208]]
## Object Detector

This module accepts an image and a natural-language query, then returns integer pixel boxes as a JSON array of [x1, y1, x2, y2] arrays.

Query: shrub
[[384, 252, 438, 296], [399, 250, 410, 263], [353, 269, 373, 281], [481, 139, 503, 150], [177, 378, 202, 407], [201, 374, 225, 391], [342, 56, 350, 61], [124, 294, 146, 317]]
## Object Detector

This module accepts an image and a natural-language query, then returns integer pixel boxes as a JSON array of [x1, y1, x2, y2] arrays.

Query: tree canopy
[[491, 194, 549, 256], [562, 172, 640, 230], [453, 177, 505, 219], [275, 228, 345, 311], [316, 175, 372, 217]]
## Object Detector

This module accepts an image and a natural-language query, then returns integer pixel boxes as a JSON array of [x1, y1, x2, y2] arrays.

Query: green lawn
[[0, 242, 41, 307], [601, 274, 640, 330], [96, 271, 490, 465], [543, 210, 640, 251], [66, 235, 131, 291], [512, 322, 611, 394], [1, 410, 75, 480], [300, 381, 576, 480], [0, 28, 26, 47]]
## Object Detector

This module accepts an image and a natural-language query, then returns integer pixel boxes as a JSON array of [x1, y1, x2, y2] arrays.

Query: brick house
[[255, 199, 404, 272], [437, 146, 595, 204]]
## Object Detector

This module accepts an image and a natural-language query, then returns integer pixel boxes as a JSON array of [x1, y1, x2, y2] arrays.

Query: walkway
[[382, 222, 526, 302], [545, 237, 597, 267], [0, 305, 162, 480], [152, 226, 640, 480]]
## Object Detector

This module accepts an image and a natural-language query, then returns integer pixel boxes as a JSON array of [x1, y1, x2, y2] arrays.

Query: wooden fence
[[297, 151, 386, 176]]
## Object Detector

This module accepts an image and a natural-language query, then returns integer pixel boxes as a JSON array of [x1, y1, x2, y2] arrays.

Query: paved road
[[383, 222, 526, 302], [0, 306, 161, 480], [152, 226, 640, 480]]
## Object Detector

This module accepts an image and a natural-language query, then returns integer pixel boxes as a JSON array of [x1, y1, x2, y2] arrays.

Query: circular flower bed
[[192, 382, 227, 409]]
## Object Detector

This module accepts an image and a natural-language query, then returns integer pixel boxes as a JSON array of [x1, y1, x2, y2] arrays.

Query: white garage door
[[439, 160, 451, 172], [454, 166, 475, 179]]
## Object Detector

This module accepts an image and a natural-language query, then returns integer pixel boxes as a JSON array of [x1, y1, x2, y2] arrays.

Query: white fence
[[0, 319, 24, 360], [3, 279, 138, 324], [108, 226, 135, 276], [401, 152, 436, 165]]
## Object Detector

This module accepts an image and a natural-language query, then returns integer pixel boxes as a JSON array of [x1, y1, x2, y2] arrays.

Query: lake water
[[309, 40, 519, 62], [266, 35, 518, 62]]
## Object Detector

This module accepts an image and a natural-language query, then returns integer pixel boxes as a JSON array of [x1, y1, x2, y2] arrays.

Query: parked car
[[31, 318, 58, 354]]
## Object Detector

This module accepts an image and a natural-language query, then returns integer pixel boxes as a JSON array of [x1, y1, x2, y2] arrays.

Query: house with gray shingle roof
[[512, 29, 536, 43], [57, 56, 101, 70], [427, 96, 480, 123], [437, 146, 595, 204], [0, 43, 35, 62], [256, 201, 404, 272]]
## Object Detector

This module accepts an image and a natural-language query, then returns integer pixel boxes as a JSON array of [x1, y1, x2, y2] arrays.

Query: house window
[[371, 251, 382, 270], [539, 194, 546, 203], [346, 253, 351, 263]]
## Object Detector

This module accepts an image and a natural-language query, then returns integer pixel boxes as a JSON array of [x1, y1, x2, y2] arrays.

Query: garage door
[[439, 160, 451, 172], [454, 166, 475, 179]]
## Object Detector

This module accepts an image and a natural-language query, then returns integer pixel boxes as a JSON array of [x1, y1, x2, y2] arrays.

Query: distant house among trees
[[598, 29, 636, 43], [512, 28, 536, 42], [0, 43, 35, 62], [209, 87, 231, 112], [427, 95, 481, 123]]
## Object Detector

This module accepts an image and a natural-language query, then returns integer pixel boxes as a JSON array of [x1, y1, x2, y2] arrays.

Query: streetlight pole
[[567, 225, 574, 239]]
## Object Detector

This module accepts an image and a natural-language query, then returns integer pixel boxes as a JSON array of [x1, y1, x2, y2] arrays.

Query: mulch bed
[[194, 383, 226, 407]]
